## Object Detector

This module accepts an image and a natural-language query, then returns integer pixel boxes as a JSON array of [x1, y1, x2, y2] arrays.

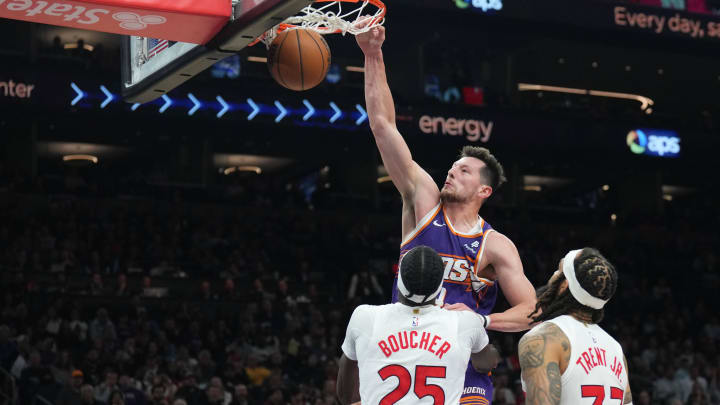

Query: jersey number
[[378, 365, 446, 405], [581, 385, 624, 405]]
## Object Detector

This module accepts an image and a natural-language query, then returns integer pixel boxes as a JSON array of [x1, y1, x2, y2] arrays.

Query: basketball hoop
[[249, 0, 386, 47]]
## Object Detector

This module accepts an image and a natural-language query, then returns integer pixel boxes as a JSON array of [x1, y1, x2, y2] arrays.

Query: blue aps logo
[[626, 129, 680, 158], [454, 0, 502, 12]]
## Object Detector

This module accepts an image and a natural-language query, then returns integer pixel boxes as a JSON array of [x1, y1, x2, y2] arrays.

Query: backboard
[[121, 0, 314, 103]]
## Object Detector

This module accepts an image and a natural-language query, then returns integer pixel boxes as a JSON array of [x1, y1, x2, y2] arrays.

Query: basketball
[[267, 28, 331, 91]]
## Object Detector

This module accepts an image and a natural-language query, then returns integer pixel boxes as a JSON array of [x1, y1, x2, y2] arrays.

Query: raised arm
[[356, 27, 438, 217], [518, 323, 567, 405], [485, 232, 537, 332]]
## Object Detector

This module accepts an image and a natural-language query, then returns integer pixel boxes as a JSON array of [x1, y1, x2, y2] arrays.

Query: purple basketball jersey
[[392, 204, 497, 404]]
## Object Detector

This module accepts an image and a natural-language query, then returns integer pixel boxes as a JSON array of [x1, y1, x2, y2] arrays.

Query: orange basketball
[[267, 28, 331, 91]]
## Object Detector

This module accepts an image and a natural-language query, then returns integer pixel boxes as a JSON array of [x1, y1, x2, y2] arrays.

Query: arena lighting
[[602, 184, 610, 191], [377, 176, 392, 183], [247, 56, 268, 63], [62, 154, 98, 164], [663, 195, 673, 201], [346, 66, 365, 72], [661, 185, 694, 196], [517, 83, 655, 111], [224, 166, 262, 175], [213, 154, 292, 171], [523, 175, 572, 189], [64, 43, 94, 51]]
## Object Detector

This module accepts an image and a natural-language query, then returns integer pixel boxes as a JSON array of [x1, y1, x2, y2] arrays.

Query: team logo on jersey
[[463, 243, 477, 254], [432, 220, 446, 227], [411, 316, 419, 327]]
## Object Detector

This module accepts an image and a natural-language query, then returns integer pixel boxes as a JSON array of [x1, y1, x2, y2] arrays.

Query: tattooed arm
[[518, 323, 571, 405], [623, 355, 633, 404]]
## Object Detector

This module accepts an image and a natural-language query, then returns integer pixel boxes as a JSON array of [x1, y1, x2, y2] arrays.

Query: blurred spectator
[[492, 372, 515, 404], [70, 309, 89, 342], [110, 390, 127, 405], [90, 273, 105, 296], [95, 369, 119, 403], [230, 384, 248, 405], [0, 324, 17, 370], [56, 369, 85, 405], [346, 270, 383, 303], [81, 384, 104, 405], [150, 383, 169, 405], [116, 273, 130, 296], [90, 308, 116, 342], [175, 373, 203, 404], [244, 355, 270, 388], [119, 374, 147, 405]]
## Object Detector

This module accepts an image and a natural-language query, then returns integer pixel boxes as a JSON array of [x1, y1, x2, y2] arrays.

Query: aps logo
[[626, 129, 680, 158], [626, 129, 648, 154], [454, 0, 502, 12]]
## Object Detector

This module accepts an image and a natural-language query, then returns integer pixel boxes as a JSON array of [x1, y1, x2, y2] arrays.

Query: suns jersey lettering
[[393, 204, 498, 315], [443, 257, 471, 282]]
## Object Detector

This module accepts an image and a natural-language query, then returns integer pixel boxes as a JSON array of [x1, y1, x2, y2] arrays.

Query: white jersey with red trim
[[522, 315, 629, 405], [342, 303, 488, 405]]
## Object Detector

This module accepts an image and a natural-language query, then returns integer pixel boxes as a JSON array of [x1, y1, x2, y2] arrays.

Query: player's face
[[440, 157, 492, 203]]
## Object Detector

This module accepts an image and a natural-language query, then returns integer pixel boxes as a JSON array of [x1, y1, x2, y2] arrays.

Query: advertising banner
[[0, 0, 231, 44], [403, 0, 720, 43]]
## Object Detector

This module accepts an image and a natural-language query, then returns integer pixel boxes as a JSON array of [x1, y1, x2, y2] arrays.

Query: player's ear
[[557, 279, 569, 296], [477, 184, 492, 199]]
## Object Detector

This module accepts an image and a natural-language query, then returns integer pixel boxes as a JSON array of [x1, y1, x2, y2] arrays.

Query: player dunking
[[355, 26, 537, 404], [519, 248, 632, 405], [337, 246, 498, 404]]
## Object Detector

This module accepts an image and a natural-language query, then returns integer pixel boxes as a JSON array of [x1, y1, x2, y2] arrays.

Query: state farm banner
[[0, 0, 231, 44]]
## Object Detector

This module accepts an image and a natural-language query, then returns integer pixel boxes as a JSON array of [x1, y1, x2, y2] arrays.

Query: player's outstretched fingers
[[443, 302, 473, 312], [353, 14, 374, 29]]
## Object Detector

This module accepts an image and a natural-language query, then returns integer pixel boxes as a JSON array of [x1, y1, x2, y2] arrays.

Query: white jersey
[[342, 303, 488, 405], [523, 315, 629, 405]]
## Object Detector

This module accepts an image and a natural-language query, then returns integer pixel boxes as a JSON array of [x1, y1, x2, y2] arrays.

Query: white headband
[[397, 269, 443, 305], [562, 249, 608, 310]]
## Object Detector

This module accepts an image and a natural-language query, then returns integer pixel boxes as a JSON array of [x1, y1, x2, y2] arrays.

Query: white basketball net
[[257, 0, 385, 47]]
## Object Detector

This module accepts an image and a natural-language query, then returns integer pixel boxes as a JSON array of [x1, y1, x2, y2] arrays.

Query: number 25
[[378, 364, 446, 405]]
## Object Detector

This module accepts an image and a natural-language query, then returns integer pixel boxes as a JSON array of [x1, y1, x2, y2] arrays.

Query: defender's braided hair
[[529, 248, 618, 324]]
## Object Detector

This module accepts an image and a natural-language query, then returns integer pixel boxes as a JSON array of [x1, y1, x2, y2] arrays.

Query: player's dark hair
[[460, 146, 507, 190], [398, 246, 444, 307], [529, 248, 618, 324]]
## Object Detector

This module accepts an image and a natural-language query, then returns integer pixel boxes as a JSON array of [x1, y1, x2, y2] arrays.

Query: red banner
[[0, 0, 230, 44]]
